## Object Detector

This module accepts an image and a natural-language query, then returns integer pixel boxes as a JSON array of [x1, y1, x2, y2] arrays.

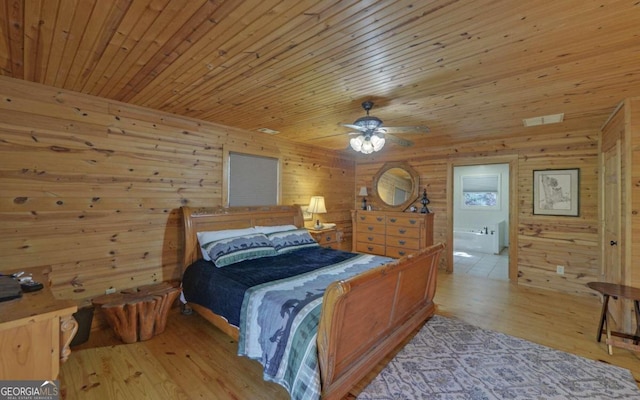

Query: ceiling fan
[[343, 101, 429, 154]]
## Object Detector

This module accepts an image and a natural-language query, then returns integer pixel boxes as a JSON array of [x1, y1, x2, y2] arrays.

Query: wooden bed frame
[[181, 205, 445, 400]]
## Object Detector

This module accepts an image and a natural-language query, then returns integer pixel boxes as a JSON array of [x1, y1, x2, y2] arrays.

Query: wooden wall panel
[[0, 76, 355, 304], [599, 100, 631, 332], [355, 129, 600, 296], [629, 98, 640, 292], [0, 72, 616, 302]]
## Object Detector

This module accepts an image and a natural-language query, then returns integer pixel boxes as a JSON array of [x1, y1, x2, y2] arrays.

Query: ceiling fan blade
[[379, 126, 430, 134], [307, 131, 363, 141], [385, 133, 414, 147], [341, 123, 367, 132]]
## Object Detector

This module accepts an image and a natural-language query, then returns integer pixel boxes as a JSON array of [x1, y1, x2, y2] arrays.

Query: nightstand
[[308, 227, 338, 249]]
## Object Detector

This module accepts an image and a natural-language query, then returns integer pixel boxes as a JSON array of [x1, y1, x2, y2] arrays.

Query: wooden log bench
[[92, 282, 181, 344]]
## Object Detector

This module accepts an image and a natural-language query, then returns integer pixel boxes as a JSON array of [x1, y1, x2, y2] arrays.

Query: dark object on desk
[[20, 280, 44, 292], [0, 276, 22, 302], [587, 281, 640, 354]]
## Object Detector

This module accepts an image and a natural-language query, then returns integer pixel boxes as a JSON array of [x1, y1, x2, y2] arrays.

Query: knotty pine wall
[[0, 76, 355, 304], [355, 129, 601, 297]]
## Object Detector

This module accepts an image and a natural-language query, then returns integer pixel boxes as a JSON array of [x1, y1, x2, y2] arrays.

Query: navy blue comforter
[[181, 247, 358, 326]]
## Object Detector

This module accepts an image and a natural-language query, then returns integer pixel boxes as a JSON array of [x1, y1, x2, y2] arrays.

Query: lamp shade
[[358, 186, 368, 196], [307, 196, 327, 214]]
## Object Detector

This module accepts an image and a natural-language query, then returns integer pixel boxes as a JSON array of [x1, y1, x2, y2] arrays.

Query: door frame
[[446, 155, 519, 281]]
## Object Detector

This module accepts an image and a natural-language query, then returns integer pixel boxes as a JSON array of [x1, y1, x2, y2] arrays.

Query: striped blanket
[[237, 253, 392, 400]]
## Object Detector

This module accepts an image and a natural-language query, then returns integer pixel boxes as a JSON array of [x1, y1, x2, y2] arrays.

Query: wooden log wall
[[0, 76, 355, 304], [629, 98, 640, 290], [355, 128, 601, 297]]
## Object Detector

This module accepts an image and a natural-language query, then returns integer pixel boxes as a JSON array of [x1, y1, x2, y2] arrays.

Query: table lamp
[[307, 196, 327, 229]]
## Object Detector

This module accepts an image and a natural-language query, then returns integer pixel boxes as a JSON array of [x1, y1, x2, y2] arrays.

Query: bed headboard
[[180, 205, 304, 272]]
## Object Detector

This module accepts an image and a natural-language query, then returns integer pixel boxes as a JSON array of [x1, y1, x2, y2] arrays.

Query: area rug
[[358, 315, 640, 399]]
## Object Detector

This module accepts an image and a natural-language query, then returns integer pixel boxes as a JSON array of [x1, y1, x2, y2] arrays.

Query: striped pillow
[[203, 233, 276, 267], [197, 228, 257, 261], [268, 229, 319, 254]]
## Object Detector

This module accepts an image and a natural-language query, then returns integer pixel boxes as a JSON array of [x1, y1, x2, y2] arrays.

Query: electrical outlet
[[105, 287, 116, 295], [556, 265, 565, 275]]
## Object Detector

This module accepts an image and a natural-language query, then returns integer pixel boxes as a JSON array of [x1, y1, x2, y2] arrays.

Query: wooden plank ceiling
[[1, 0, 639, 151]]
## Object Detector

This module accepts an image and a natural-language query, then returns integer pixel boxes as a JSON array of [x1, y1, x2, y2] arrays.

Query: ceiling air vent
[[523, 113, 564, 127], [257, 128, 279, 135]]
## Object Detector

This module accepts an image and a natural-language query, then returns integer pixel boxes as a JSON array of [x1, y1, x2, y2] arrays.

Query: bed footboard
[[317, 242, 445, 400]]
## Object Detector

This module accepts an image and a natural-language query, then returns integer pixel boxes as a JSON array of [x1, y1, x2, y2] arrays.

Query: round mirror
[[371, 162, 420, 211]]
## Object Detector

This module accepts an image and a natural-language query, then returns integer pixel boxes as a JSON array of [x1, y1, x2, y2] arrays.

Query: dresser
[[351, 210, 434, 258]]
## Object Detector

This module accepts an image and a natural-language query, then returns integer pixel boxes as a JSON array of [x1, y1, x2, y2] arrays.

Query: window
[[223, 147, 281, 206], [461, 174, 500, 209]]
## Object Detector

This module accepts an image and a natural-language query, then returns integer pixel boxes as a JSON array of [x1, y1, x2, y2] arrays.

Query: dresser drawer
[[356, 213, 386, 225], [385, 236, 420, 249], [358, 232, 385, 245], [386, 246, 415, 259], [357, 223, 386, 235], [386, 215, 422, 228], [356, 242, 386, 256], [386, 225, 420, 238]]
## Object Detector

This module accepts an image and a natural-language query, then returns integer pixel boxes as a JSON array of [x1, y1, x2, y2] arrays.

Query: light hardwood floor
[[60, 270, 640, 399]]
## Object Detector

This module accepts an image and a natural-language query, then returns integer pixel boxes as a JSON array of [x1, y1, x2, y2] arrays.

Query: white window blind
[[228, 152, 279, 206], [461, 174, 500, 209], [462, 175, 499, 192]]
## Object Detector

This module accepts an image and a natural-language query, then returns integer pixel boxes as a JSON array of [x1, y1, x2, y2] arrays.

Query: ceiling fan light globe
[[350, 136, 364, 151], [371, 135, 385, 151], [361, 140, 374, 154]]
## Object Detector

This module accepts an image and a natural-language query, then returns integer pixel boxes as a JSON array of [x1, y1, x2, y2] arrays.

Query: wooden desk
[[587, 281, 640, 355], [0, 283, 77, 379]]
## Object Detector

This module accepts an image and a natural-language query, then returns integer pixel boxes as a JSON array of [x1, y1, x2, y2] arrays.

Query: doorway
[[446, 156, 519, 282], [453, 164, 509, 280]]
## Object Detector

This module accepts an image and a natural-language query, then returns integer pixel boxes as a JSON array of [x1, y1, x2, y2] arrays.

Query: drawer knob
[[409, 220, 417, 225], [390, 218, 397, 223], [399, 229, 407, 234], [399, 240, 406, 245], [367, 226, 374, 231], [367, 236, 374, 241], [398, 251, 406, 256], [367, 246, 374, 251], [376, 217, 383, 222]]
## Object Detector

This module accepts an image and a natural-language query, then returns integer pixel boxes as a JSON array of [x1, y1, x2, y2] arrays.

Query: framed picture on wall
[[533, 168, 579, 216]]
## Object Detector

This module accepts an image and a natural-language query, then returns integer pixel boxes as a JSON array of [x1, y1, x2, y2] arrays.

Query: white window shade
[[461, 174, 500, 209], [228, 152, 279, 206], [462, 175, 499, 192]]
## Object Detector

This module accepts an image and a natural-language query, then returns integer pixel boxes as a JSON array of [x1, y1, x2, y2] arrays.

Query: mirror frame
[[371, 161, 420, 211]]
